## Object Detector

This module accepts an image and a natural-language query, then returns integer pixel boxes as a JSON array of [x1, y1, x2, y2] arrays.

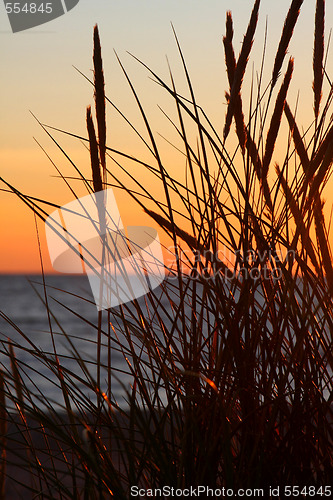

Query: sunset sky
[[1, 0, 332, 273]]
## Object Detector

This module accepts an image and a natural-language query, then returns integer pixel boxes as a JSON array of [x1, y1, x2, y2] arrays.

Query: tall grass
[[1, 0, 333, 497]]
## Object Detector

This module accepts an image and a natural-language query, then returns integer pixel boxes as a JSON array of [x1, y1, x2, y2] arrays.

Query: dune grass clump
[[0, 0, 333, 497]]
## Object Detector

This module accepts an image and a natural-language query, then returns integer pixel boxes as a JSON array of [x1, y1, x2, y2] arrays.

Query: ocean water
[[1, 274, 331, 411], [0, 274, 147, 409], [0, 274, 198, 410]]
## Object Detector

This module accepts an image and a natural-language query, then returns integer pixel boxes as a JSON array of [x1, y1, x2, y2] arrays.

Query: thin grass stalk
[[93, 24, 107, 186], [8, 343, 24, 411], [87, 106, 103, 193], [33, 213, 81, 450], [86, 105, 104, 412], [314, 76, 333, 145], [171, 26, 216, 252], [33, 137, 83, 201], [223, 12, 236, 84], [263, 57, 294, 175], [223, 11, 247, 153], [93, 26, 111, 430], [253, 0, 304, 160], [313, 0, 325, 121], [308, 135, 333, 201], [127, 51, 247, 200], [7, 343, 41, 493], [73, 63, 156, 156], [309, 122, 333, 176], [271, 0, 303, 90], [275, 163, 319, 271], [39, 421, 65, 499], [223, 0, 260, 142], [246, 130, 273, 209], [114, 53, 190, 368], [0, 371, 6, 500], [250, 17, 267, 156], [114, 52, 181, 242], [284, 102, 310, 171], [166, 63, 203, 229], [107, 311, 112, 448], [30, 112, 93, 194]]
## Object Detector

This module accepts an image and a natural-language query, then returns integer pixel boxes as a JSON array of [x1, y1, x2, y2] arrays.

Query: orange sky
[[1, 0, 332, 274]]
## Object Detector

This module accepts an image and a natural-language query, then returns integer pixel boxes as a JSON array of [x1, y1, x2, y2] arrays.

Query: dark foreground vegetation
[[0, 0, 333, 497]]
